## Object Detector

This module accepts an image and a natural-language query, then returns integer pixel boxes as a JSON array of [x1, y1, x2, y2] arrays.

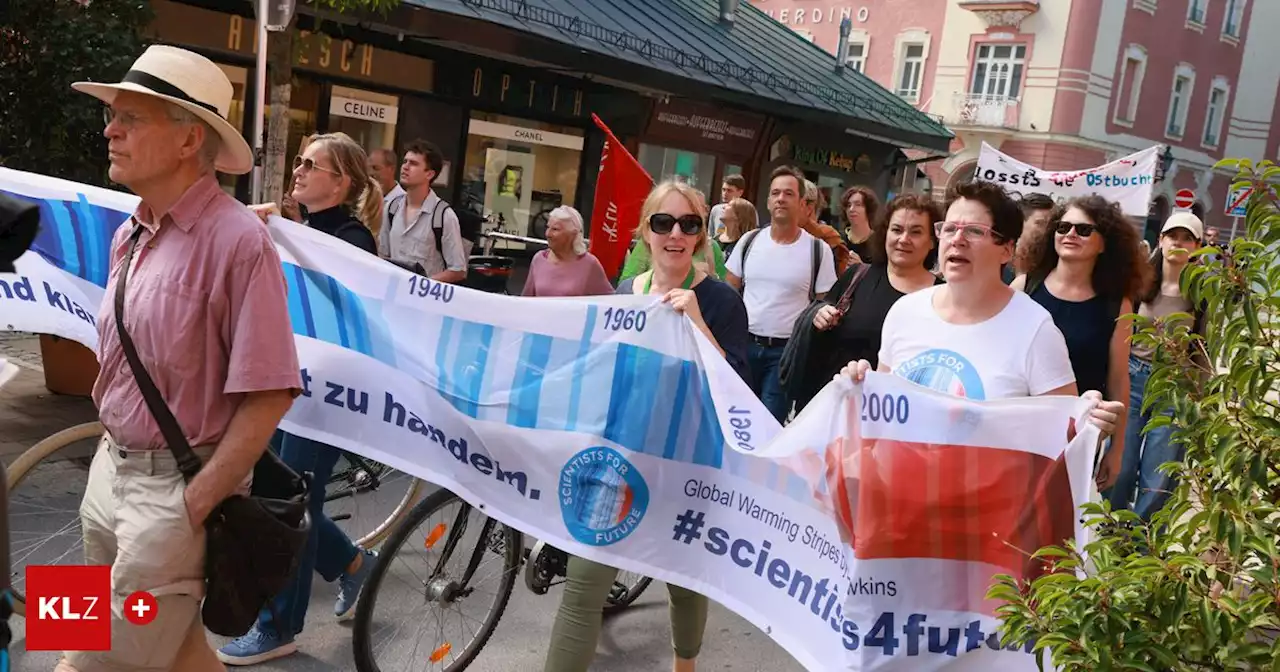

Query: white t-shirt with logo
[[877, 285, 1075, 401], [726, 227, 837, 339]]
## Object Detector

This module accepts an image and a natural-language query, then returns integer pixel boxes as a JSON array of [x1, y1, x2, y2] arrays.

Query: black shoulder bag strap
[[735, 228, 765, 293], [113, 225, 203, 482], [808, 237, 822, 302]]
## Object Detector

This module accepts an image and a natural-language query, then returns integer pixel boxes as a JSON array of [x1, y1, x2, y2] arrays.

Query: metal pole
[[1229, 214, 1241, 241], [250, 0, 269, 204]]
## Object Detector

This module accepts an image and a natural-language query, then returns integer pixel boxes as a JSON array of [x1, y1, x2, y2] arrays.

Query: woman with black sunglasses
[[544, 180, 749, 672], [1012, 195, 1149, 493]]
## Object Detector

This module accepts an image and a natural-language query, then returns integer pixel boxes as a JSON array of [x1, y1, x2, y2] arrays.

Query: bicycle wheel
[[353, 489, 522, 672], [5, 421, 105, 616], [604, 572, 653, 613], [324, 452, 424, 549]]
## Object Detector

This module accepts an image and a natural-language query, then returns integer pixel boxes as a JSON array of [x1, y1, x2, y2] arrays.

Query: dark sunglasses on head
[[1055, 221, 1096, 237], [649, 213, 704, 236]]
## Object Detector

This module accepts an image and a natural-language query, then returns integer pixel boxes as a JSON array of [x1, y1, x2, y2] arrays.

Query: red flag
[[589, 114, 653, 279]]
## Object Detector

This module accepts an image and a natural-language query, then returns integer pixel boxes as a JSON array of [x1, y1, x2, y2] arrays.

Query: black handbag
[[112, 225, 312, 637]]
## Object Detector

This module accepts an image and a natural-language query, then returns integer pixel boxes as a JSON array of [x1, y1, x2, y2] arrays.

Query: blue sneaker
[[216, 625, 297, 666], [335, 549, 377, 620]]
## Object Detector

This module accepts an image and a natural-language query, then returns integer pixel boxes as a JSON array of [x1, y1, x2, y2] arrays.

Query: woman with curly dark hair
[[1012, 194, 1150, 492], [839, 185, 880, 261], [795, 193, 943, 410]]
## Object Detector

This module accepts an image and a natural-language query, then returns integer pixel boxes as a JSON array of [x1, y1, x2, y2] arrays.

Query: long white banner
[[975, 141, 1159, 216], [0, 167, 1099, 670]]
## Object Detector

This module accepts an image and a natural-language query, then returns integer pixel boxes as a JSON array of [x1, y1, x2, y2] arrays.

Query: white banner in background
[[0, 167, 1099, 671], [975, 142, 1159, 216]]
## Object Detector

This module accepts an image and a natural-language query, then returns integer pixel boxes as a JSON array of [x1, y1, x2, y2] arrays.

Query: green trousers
[[544, 555, 709, 671]]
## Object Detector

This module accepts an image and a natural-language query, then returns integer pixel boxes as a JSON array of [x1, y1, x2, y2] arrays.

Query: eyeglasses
[[103, 107, 147, 130], [1055, 221, 1096, 237], [934, 221, 1003, 242], [649, 213, 704, 236], [293, 155, 342, 176]]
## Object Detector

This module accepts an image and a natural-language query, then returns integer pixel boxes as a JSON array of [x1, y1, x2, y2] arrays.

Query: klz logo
[[26, 565, 111, 651]]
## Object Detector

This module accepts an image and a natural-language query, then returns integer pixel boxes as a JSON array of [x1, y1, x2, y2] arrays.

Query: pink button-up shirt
[[92, 175, 302, 451]]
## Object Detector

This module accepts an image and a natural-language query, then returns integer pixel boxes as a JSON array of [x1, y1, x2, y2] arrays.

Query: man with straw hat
[[59, 45, 303, 671]]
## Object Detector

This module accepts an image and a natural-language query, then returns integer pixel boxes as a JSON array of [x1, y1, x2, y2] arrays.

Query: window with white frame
[[1187, 0, 1207, 24], [1202, 79, 1230, 146], [1166, 65, 1195, 138], [1114, 44, 1148, 123], [1223, 0, 1245, 38], [847, 43, 867, 72], [896, 44, 925, 101], [970, 43, 1026, 100]]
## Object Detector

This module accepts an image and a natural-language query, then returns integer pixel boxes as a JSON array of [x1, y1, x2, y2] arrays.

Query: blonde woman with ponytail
[[218, 131, 385, 663]]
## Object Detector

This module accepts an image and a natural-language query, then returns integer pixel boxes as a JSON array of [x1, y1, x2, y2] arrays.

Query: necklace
[[643, 266, 696, 294]]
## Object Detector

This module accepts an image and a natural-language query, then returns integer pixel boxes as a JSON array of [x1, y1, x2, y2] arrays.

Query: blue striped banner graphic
[[282, 262, 395, 368], [3, 191, 125, 288]]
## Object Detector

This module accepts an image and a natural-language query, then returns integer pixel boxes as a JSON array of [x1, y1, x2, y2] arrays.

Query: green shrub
[[988, 158, 1280, 671]]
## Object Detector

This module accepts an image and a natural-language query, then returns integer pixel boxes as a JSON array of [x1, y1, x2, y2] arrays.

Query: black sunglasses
[[292, 155, 342, 176], [649, 213, 704, 236], [1055, 221, 1096, 237]]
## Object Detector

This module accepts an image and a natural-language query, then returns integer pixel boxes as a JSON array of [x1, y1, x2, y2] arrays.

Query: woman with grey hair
[[522, 205, 614, 297]]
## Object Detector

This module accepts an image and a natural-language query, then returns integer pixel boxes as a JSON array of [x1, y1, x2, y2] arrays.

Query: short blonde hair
[[548, 205, 587, 256], [635, 181, 715, 272]]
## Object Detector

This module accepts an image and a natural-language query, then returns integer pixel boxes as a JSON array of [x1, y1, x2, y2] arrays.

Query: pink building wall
[[1104, 0, 1253, 158], [748, 0, 947, 109]]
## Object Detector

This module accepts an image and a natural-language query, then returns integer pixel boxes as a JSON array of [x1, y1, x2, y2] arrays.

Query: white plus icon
[[130, 598, 151, 619]]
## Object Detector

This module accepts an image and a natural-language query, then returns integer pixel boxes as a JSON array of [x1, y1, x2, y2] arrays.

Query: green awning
[[406, 0, 954, 153]]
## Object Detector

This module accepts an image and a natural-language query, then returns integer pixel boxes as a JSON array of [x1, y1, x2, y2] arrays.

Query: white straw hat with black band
[[72, 45, 254, 175]]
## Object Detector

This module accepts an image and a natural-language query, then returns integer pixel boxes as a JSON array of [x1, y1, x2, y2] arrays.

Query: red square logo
[[25, 565, 111, 651]]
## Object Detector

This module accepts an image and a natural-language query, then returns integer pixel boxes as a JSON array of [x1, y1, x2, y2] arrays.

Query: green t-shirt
[[619, 238, 727, 282]]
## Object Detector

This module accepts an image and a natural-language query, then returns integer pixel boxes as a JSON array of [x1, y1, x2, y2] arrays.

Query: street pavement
[[1, 332, 806, 671]]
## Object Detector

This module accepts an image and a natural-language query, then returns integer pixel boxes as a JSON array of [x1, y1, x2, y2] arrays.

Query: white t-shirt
[[877, 285, 1075, 401], [726, 227, 837, 339]]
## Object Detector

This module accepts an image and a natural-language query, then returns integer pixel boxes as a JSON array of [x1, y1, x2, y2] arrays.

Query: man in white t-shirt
[[727, 165, 837, 422]]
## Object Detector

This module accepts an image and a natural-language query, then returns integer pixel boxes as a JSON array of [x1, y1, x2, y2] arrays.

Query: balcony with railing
[[948, 93, 1020, 130]]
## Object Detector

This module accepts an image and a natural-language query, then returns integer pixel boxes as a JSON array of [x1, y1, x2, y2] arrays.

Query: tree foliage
[[989, 159, 1280, 670], [0, 0, 153, 187]]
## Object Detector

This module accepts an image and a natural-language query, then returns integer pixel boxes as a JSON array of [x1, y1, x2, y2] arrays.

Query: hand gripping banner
[[0, 167, 1100, 671]]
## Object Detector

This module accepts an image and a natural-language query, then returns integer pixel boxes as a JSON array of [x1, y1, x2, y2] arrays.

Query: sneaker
[[216, 626, 297, 666], [335, 548, 377, 620]]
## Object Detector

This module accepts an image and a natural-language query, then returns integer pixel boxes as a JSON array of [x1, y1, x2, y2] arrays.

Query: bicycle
[[4, 420, 422, 616], [351, 489, 651, 672]]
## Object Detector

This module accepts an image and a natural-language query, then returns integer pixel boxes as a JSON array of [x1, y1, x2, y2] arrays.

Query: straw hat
[[72, 45, 254, 175]]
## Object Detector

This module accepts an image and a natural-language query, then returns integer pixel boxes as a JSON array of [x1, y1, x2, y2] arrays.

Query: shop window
[[638, 145, 716, 206], [462, 112, 584, 245], [264, 78, 322, 197], [327, 85, 399, 154], [214, 64, 247, 197]]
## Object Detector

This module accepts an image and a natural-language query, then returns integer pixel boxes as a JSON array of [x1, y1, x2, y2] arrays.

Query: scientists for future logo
[[559, 446, 649, 547]]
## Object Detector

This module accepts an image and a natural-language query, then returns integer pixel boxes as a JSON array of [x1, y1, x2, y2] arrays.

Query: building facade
[[751, 0, 1279, 242], [144, 0, 949, 254]]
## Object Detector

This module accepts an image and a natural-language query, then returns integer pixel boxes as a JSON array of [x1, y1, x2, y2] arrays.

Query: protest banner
[[974, 142, 1159, 217], [0, 166, 1099, 670]]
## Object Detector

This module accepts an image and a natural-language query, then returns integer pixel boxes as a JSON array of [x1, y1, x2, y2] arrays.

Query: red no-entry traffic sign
[[1174, 189, 1196, 209]]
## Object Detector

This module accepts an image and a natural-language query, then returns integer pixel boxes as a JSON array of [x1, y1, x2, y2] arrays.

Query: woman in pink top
[[522, 206, 615, 297]]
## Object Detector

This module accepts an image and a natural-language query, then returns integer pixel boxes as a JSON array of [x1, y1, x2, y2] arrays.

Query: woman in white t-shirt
[[842, 180, 1123, 429]]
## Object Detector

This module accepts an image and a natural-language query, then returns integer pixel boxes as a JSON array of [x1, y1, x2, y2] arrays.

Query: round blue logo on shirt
[[894, 348, 986, 401], [560, 447, 649, 547]]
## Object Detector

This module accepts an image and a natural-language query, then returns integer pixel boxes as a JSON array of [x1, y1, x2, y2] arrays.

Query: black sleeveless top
[[1029, 283, 1113, 397]]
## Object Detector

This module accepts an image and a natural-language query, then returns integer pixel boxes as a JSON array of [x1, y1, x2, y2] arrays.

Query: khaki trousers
[[62, 435, 218, 671]]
